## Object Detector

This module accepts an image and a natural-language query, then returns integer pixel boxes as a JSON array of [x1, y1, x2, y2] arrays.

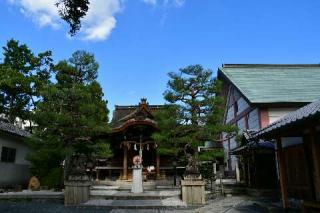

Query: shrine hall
[[95, 98, 179, 181]]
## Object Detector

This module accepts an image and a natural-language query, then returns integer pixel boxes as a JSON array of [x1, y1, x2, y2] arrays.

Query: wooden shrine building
[[253, 99, 320, 211], [96, 98, 170, 181]]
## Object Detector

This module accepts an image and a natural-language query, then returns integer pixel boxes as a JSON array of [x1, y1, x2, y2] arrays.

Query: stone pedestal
[[131, 166, 143, 193], [64, 175, 91, 205], [181, 179, 205, 205]]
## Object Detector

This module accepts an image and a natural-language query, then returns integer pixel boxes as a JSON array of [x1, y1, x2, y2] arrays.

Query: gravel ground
[[0, 196, 289, 213]]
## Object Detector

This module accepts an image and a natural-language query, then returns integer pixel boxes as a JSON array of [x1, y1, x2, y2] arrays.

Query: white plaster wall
[[237, 97, 250, 115], [268, 108, 298, 124], [226, 106, 234, 123], [229, 137, 237, 150], [0, 163, 30, 186], [222, 133, 229, 151], [233, 88, 241, 100], [248, 109, 260, 130], [0, 134, 31, 186], [237, 117, 247, 131], [222, 133, 237, 171], [0, 135, 30, 165]]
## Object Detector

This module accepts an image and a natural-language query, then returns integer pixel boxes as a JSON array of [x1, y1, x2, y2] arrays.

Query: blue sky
[[1, 0, 320, 114]]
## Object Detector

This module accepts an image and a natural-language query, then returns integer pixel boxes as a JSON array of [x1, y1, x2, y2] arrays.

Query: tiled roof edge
[[222, 64, 320, 68]]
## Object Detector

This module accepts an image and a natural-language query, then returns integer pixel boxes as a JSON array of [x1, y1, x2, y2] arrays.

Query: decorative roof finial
[[140, 98, 148, 105]]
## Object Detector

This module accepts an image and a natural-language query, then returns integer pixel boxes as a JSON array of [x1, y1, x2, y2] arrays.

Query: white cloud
[[7, 0, 123, 41], [81, 0, 122, 41], [142, 0, 157, 6], [163, 0, 185, 8], [173, 0, 185, 8], [142, 0, 185, 8], [8, 0, 60, 28]]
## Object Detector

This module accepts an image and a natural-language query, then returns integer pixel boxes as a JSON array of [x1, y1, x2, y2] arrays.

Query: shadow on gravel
[[0, 201, 111, 213]]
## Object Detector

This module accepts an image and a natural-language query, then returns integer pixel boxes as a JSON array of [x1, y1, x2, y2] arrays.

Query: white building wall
[[222, 133, 238, 171], [237, 97, 250, 115], [268, 108, 298, 124], [0, 135, 30, 165], [229, 137, 238, 171], [237, 117, 247, 131], [248, 108, 260, 130], [0, 134, 31, 186], [226, 106, 234, 123]]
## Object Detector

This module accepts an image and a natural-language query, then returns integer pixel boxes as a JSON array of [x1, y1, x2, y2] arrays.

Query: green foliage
[[28, 50, 111, 182], [198, 149, 224, 161], [56, 0, 90, 36], [0, 39, 52, 125], [152, 105, 185, 160], [164, 64, 215, 127], [26, 136, 65, 188], [163, 64, 236, 151], [199, 162, 215, 180], [235, 133, 244, 146], [160, 64, 238, 179], [41, 167, 64, 189], [92, 142, 113, 159]]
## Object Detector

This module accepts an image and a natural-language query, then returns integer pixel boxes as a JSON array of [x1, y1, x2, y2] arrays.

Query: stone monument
[[28, 176, 40, 191], [131, 155, 143, 193]]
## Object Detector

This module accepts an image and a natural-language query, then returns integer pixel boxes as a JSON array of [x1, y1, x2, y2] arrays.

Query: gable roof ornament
[[139, 98, 148, 106]]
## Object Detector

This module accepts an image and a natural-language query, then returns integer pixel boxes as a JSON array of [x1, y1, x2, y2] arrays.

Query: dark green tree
[[163, 65, 237, 173], [0, 39, 52, 127], [152, 104, 185, 185], [27, 50, 112, 187]]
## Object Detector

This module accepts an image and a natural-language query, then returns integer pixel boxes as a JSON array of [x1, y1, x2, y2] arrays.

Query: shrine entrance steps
[[94, 179, 181, 191], [80, 186, 191, 210]]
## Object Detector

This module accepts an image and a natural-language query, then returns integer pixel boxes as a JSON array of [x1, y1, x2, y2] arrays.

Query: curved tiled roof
[[0, 121, 31, 137], [111, 99, 164, 131]]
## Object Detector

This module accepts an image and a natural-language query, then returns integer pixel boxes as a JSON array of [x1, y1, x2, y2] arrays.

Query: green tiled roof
[[218, 64, 320, 104]]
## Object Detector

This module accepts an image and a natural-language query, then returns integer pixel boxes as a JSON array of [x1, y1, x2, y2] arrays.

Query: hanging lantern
[[147, 144, 150, 150], [134, 143, 137, 151]]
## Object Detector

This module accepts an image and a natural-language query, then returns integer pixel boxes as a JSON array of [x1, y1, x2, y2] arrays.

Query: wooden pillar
[[276, 138, 289, 209], [156, 152, 160, 179], [123, 144, 128, 180], [309, 128, 320, 201]]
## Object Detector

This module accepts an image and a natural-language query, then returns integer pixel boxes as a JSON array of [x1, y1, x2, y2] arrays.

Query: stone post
[[131, 165, 143, 193], [64, 175, 91, 205]]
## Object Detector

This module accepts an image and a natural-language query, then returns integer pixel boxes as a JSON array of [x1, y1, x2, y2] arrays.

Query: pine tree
[[0, 39, 52, 126], [28, 51, 112, 187], [152, 104, 185, 185], [162, 65, 237, 175]]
